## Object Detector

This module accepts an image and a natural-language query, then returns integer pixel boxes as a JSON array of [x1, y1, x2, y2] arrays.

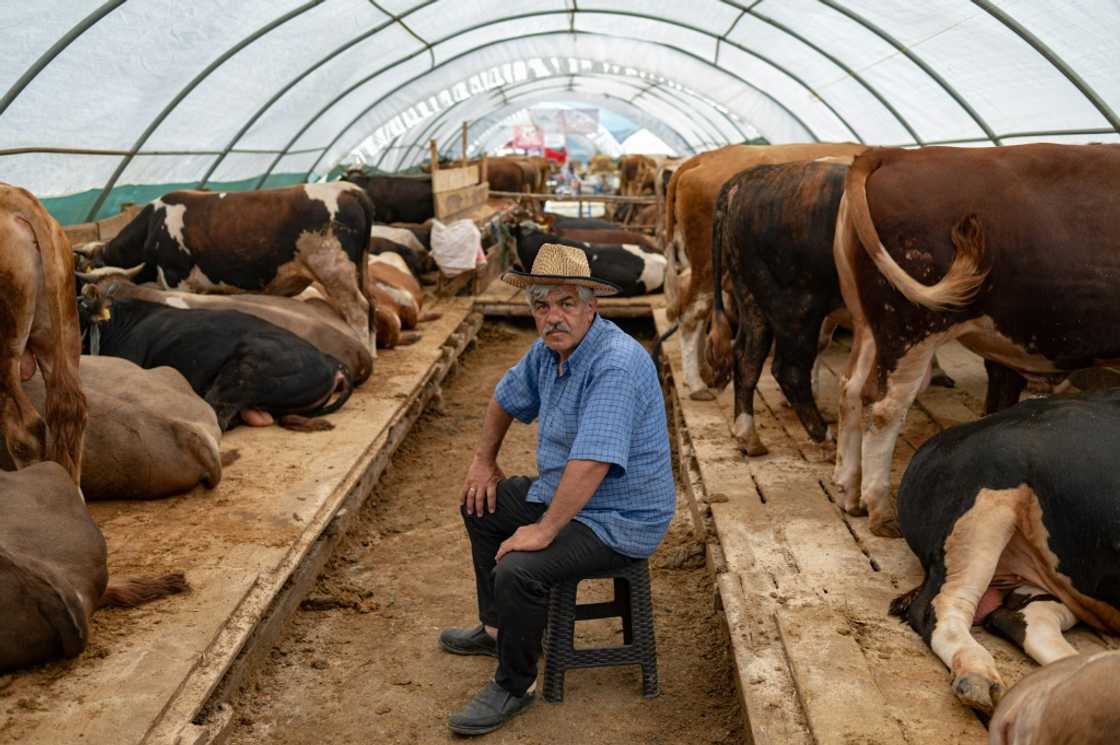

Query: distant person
[[439, 244, 675, 735]]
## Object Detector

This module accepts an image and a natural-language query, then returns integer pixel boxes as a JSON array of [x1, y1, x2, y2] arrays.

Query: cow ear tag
[[98, 307, 111, 321]]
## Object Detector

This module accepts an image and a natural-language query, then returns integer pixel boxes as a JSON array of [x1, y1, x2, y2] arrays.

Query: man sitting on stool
[[440, 243, 676, 736]]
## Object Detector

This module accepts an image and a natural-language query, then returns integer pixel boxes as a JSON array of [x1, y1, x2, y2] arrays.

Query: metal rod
[[490, 191, 657, 204], [0, 1, 125, 119], [973, 0, 1120, 131], [85, 1, 323, 222], [818, 0, 999, 144]]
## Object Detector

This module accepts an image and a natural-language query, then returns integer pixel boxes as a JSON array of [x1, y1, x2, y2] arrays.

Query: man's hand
[[462, 456, 505, 516], [495, 523, 558, 561]]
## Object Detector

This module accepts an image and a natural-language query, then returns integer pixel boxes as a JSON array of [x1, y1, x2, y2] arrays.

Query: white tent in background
[[620, 129, 676, 156]]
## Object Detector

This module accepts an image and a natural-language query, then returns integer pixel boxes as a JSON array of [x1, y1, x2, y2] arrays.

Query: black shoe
[[439, 625, 498, 657], [448, 680, 534, 735]]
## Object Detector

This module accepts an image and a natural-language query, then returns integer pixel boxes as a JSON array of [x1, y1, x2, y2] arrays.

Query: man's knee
[[493, 555, 548, 609]]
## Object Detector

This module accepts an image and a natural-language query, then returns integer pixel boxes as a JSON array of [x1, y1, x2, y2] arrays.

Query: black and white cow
[[76, 182, 374, 347], [78, 285, 353, 432], [890, 389, 1120, 715], [513, 222, 666, 297]]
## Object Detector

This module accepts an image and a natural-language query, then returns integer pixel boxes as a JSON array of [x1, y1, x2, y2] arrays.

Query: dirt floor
[[225, 319, 745, 745]]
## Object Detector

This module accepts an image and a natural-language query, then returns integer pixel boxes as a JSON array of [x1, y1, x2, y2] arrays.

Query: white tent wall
[[1, 1, 1118, 224]]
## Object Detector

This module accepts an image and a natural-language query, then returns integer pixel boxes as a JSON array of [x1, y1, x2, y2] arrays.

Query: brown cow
[[664, 143, 866, 400], [0, 461, 186, 673], [3, 356, 223, 500], [76, 183, 374, 349], [0, 184, 87, 483], [832, 143, 1120, 537], [990, 650, 1120, 744]]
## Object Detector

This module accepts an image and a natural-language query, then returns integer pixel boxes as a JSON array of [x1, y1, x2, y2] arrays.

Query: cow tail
[[100, 572, 189, 608], [663, 167, 681, 320], [847, 153, 988, 311], [312, 364, 354, 417], [350, 187, 377, 349], [706, 180, 735, 378], [8, 192, 89, 483]]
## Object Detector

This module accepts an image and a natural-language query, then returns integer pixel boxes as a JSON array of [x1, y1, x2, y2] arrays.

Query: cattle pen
[[2, 275, 1110, 745]]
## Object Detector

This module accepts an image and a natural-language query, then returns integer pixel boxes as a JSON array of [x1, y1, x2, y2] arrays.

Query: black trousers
[[462, 476, 631, 696]]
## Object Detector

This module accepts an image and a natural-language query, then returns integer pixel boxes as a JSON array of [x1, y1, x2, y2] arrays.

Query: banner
[[512, 124, 543, 148], [530, 108, 599, 135]]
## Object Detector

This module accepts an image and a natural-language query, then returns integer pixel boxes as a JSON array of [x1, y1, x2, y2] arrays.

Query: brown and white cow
[[663, 143, 866, 399], [832, 143, 1120, 537], [1, 461, 186, 672], [0, 184, 87, 483], [77, 182, 374, 348], [3, 356, 224, 500]]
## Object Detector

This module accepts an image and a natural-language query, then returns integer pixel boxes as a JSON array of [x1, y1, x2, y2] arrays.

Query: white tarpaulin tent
[[2, 1, 1117, 223]]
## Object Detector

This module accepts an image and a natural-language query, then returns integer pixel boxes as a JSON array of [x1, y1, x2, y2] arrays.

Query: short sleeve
[[495, 346, 542, 423], [568, 366, 640, 473]]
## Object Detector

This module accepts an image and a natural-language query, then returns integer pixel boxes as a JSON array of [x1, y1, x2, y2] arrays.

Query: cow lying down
[[0, 462, 186, 673], [78, 285, 352, 432], [513, 222, 666, 296], [0, 356, 223, 499], [989, 649, 1120, 745], [91, 278, 373, 385], [890, 390, 1120, 715]]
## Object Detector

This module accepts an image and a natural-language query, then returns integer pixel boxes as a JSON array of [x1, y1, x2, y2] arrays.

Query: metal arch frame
[[367, 0, 435, 70], [197, 1, 443, 187], [973, 0, 1120, 131], [428, 85, 702, 165], [387, 82, 701, 172], [407, 69, 742, 167], [731, 3, 924, 145], [461, 98, 691, 162], [396, 83, 698, 169], [817, 0, 1000, 144], [288, 28, 826, 186], [442, 82, 724, 156], [260, 21, 829, 187], [387, 75, 703, 170], [84, 0, 323, 221], [0, 1, 125, 119]]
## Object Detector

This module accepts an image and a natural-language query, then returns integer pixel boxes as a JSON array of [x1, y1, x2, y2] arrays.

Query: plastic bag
[[430, 219, 486, 277]]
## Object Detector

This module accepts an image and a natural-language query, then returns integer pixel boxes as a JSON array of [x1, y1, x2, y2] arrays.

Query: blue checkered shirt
[[495, 315, 675, 558]]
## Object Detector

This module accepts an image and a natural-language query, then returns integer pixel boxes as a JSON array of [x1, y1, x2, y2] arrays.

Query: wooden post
[[429, 139, 438, 172], [481, 155, 488, 186], [460, 121, 468, 168]]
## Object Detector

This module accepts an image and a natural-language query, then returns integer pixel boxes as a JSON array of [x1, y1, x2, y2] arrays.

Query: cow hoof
[[689, 388, 716, 402], [931, 372, 957, 389], [869, 514, 902, 538], [953, 672, 1003, 715], [842, 500, 867, 517], [738, 438, 769, 457]]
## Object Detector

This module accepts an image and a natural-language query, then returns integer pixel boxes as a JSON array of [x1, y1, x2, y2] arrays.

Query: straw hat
[[502, 243, 620, 297]]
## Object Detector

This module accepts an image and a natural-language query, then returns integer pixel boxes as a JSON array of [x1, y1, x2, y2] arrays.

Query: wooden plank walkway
[[0, 300, 483, 745], [656, 311, 1115, 745]]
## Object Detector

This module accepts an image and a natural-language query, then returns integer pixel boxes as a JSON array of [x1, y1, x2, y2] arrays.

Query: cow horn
[[73, 241, 105, 256], [75, 263, 145, 281]]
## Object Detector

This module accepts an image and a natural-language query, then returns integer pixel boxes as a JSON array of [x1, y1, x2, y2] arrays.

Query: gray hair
[[525, 284, 594, 305]]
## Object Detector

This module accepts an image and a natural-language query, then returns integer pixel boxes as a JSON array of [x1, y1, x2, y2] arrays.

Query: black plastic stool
[[542, 558, 659, 703]]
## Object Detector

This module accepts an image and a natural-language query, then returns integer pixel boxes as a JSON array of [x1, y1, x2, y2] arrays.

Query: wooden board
[[0, 300, 480, 745], [435, 183, 488, 219], [432, 165, 479, 194]]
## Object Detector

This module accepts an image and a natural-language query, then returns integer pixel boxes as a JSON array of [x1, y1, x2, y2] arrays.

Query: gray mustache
[[544, 322, 571, 334]]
